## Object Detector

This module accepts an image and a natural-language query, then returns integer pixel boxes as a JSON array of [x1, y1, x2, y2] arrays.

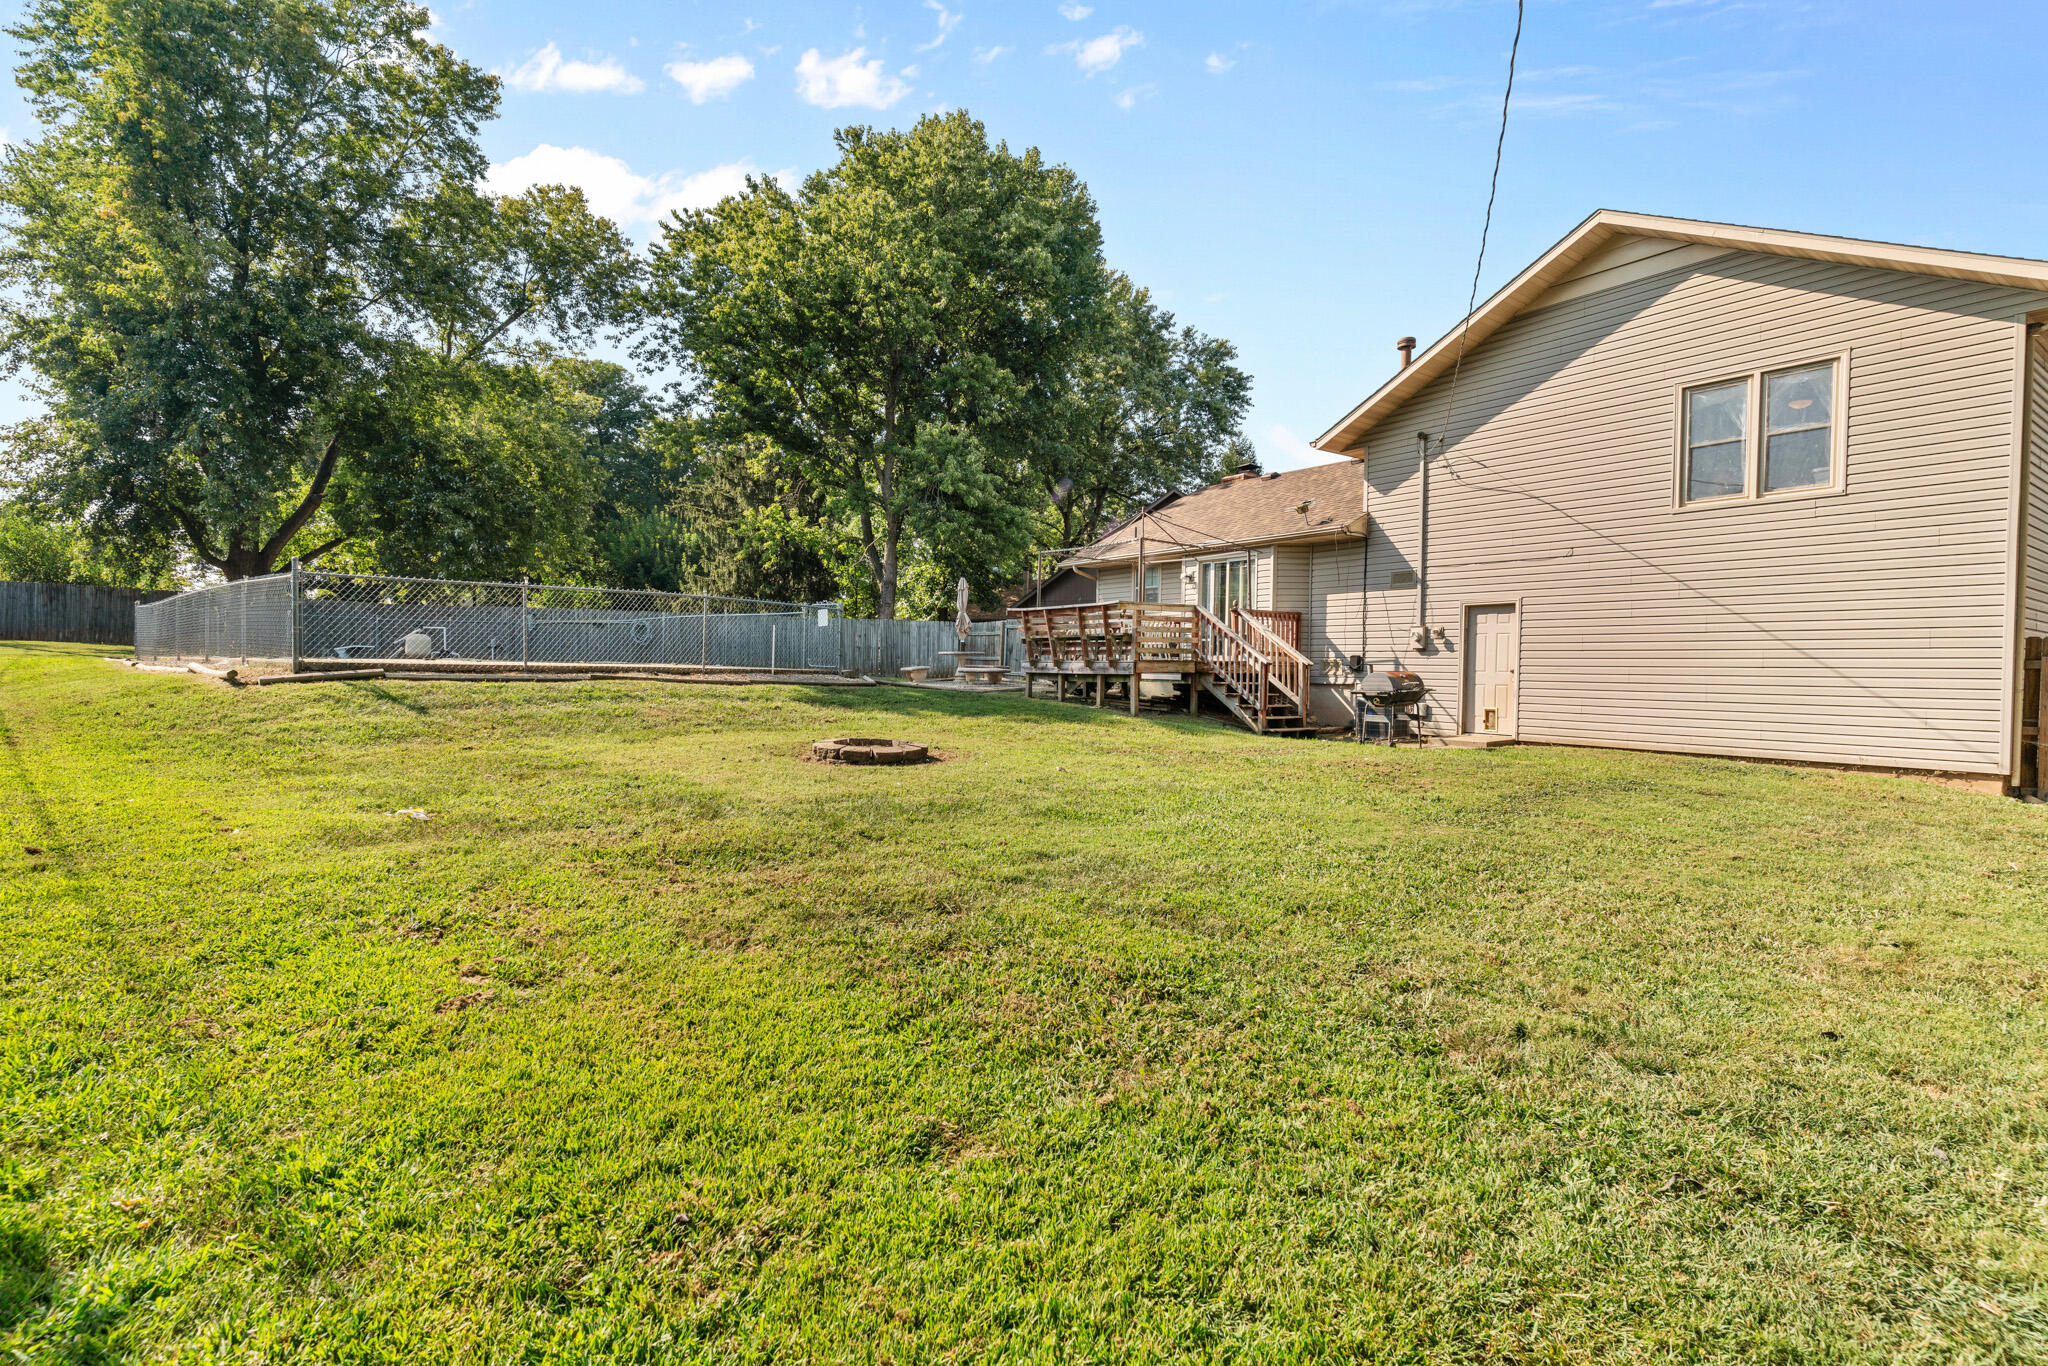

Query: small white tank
[[401, 631, 434, 658]]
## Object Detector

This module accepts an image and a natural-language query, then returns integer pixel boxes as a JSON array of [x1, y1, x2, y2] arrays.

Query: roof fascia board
[[1068, 520, 1366, 567], [1312, 209, 2048, 455]]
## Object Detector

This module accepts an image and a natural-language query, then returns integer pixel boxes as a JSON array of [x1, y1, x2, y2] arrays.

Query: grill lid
[[1354, 669, 1425, 703]]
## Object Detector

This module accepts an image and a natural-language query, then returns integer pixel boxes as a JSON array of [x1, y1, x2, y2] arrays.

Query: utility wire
[[1431, 0, 1525, 458]]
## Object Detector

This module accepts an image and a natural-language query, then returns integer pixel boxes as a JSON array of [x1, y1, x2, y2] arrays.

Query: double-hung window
[[1678, 357, 1843, 507], [1142, 565, 1164, 603]]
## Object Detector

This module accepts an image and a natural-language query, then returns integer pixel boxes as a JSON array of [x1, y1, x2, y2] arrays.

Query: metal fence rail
[[137, 565, 1025, 680]]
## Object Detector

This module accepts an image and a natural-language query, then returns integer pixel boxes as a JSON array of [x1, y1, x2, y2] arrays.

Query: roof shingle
[[1070, 461, 1366, 565]]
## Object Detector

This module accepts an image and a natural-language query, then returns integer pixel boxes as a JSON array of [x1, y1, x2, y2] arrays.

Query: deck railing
[[1195, 606, 1271, 724], [1012, 602, 1200, 672], [1236, 608, 1302, 650], [1232, 608, 1312, 715], [1013, 601, 1306, 731]]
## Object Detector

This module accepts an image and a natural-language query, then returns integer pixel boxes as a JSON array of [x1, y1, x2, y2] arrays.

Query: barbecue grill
[[1353, 670, 1426, 746]]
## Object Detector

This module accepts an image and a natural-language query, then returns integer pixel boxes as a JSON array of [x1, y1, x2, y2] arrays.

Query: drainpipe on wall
[[1412, 432, 1431, 654]]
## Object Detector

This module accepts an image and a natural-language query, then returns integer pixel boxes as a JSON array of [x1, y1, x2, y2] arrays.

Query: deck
[[1009, 602, 1317, 735]]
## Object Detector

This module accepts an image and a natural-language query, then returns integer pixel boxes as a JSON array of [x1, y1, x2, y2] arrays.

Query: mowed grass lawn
[[3, 642, 2047, 1363]]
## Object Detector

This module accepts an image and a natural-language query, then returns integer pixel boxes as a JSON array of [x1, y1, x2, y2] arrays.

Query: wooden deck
[[1009, 602, 1317, 734]]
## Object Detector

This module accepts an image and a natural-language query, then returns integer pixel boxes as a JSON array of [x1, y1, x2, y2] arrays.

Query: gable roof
[[999, 565, 1095, 610], [1067, 460, 1366, 567], [1313, 209, 2048, 456]]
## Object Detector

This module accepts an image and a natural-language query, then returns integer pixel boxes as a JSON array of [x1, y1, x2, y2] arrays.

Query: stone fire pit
[[811, 736, 930, 765]]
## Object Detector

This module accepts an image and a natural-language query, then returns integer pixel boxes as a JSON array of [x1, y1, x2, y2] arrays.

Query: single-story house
[[1053, 210, 2048, 789], [1056, 460, 1370, 725]]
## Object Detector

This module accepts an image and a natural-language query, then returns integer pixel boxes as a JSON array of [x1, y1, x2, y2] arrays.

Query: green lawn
[[3, 640, 2046, 1363]]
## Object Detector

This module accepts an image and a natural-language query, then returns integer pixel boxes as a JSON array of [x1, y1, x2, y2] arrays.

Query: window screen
[[1685, 380, 1749, 501], [1763, 363, 1834, 492]]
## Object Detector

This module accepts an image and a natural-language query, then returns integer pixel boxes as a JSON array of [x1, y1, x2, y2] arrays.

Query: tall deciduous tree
[[0, 0, 635, 579], [1037, 270, 1252, 551], [641, 112, 1103, 619]]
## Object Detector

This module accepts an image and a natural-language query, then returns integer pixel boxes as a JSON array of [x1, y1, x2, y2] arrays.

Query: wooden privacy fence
[[0, 581, 176, 645], [842, 618, 1022, 679]]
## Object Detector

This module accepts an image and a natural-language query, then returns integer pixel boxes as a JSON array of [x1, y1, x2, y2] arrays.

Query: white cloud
[[1058, 2, 1093, 18], [1205, 52, 1234, 74], [1049, 26, 1143, 75], [484, 144, 789, 231], [973, 45, 1010, 63], [917, 0, 964, 51], [794, 48, 912, 108], [1114, 83, 1156, 110], [665, 53, 755, 102], [501, 42, 644, 95]]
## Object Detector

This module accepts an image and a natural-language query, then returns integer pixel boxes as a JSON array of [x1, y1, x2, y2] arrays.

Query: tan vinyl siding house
[[1063, 460, 1373, 723], [1313, 211, 2048, 785], [2027, 328, 2048, 637], [1056, 211, 2048, 785]]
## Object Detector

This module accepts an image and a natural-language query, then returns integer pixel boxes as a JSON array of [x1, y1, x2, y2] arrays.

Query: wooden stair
[[1200, 673, 1316, 735], [1193, 605, 1319, 736]]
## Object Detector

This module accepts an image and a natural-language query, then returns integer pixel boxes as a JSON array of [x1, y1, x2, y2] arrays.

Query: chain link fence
[[137, 566, 1028, 679], [133, 569, 840, 670], [133, 573, 295, 661], [293, 570, 844, 670]]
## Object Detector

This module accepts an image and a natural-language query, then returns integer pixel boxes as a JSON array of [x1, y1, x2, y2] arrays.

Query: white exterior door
[[1464, 605, 1517, 735]]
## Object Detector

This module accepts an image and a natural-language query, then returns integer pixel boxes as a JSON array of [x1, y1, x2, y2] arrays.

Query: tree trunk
[[221, 547, 273, 581], [878, 511, 902, 620]]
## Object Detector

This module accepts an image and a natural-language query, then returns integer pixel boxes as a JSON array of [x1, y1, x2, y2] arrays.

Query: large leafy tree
[[642, 111, 1103, 618], [323, 355, 603, 581], [1036, 270, 1252, 551], [662, 429, 842, 603], [0, 501, 181, 586], [0, 0, 635, 580]]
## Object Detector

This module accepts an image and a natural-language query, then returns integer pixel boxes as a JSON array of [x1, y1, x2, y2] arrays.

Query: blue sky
[[3, 0, 2044, 468]]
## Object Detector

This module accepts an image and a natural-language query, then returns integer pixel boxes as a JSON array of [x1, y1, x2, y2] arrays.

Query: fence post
[[700, 595, 709, 669], [289, 558, 301, 673], [521, 577, 530, 669]]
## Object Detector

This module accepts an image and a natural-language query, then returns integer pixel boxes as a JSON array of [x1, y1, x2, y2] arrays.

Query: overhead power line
[[1432, 0, 1525, 457]]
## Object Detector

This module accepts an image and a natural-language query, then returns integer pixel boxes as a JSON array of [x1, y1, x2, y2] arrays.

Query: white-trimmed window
[[1678, 357, 1844, 507], [1142, 565, 1164, 603], [1198, 557, 1249, 618]]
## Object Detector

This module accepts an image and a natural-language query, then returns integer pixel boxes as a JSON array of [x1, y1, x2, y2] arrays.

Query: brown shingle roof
[[1069, 461, 1366, 565]]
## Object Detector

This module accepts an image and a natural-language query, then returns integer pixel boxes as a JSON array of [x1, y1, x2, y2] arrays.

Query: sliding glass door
[[1199, 558, 1249, 620]]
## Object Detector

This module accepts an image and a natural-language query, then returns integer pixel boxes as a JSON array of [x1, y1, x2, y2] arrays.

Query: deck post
[[1189, 675, 1199, 714], [1128, 672, 1139, 716], [1095, 674, 1104, 707]]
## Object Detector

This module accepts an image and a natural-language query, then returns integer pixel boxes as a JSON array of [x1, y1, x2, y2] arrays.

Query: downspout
[[1359, 447, 1370, 673], [1413, 431, 1432, 655]]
